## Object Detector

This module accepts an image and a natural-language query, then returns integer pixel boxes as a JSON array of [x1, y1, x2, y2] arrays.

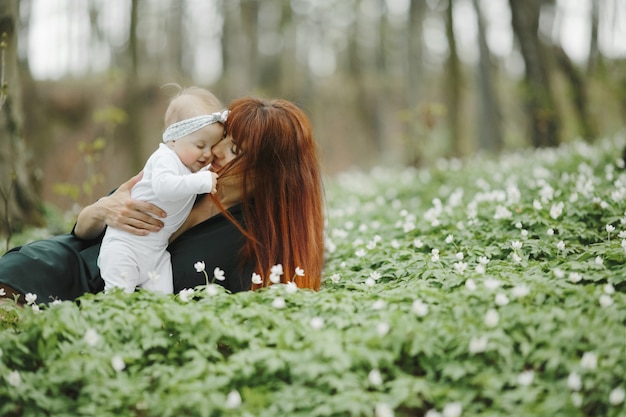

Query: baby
[[98, 87, 226, 294]]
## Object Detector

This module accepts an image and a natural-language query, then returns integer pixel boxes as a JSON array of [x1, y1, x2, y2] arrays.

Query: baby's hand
[[210, 172, 219, 194]]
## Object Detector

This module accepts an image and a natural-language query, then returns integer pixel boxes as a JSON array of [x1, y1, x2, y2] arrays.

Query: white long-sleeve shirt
[[99, 143, 215, 293]]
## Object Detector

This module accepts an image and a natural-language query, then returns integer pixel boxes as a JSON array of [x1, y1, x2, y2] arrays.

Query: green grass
[[1, 135, 626, 416]]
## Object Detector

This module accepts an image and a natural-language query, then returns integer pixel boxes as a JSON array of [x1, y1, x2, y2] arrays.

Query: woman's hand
[[74, 172, 166, 239]]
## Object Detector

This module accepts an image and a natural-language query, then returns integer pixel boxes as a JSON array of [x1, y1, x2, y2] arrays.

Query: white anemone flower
[[609, 386, 625, 405], [271, 297, 286, 309], [225, 390, 242, 409], [194, 261, 205, 273], [251, 273, 263, 285], [213, 267, 225, 281], [484, 309, 499, 327]]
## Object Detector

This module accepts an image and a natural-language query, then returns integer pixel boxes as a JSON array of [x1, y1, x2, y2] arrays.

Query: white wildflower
[[269, 273, 281, 284], [390, 239, 400, 249], [455, 252, 464, 260], [484, 309, 499, 327], [225, 390, 242, 409], [270, 264, 284, 276], [251, 273, 263, 285], [25, 293, 37, 306], [425, 410, 442, 417], [512, 285, 530, 298], [495, 293, 509, 306], [454, 262, 468, 274], [557, 240, 566, 251], [599, 294, 614, 307], [178, 288, 194, 302], [553, 268, 565, 278], [285, 281, 298, 294], [370, 271, 381, 280], [550, 202, 564, 219], [442, 401, 463, 417], [271, 297, 286, 309], [376, 322, 390, 336], [0, 288, 5, 296], [469, 336, 488, 354], [206, 284, 219, 296], [213, 267, 225, 281], [533, 199, 543, 210], [194, 261, 205, 273], [580, 352, 597, 370], [478, 256, 490, 265], [368, 369, 383, 386], [310, 317, 324, 330], [355, 248, 366, 257], [431, 249, 440, 262], [521, 229, 528, 237], [375, 403, 394, 417], [412, 299, 429, 317], [511, 240, 523, 250], [365, 277, 376, 287], [604, 283, 615, 294], [372, 299, 386, 310], [512, 252, 522, 263], [609, 386, 625, 405], [517, 370, 534, 386], [6, 370, 21, 387], [484, 278, 501, 290], [515, 221, 522, 229], [619, 230, 626, 239], [413, 238, 424, 248], [571, 392, 583, 407], [594, 256, 604, 265], [547, 228, 554, 236], [494, 205, 512, 219], [569, 272, 582, 283], [445, 234, 454, 244], [567, 372, 582, 391], [31, 305, 40, 313], [329, 273, 340, 284], [111, 355, 125, 372], [465, 279, 477, 291], [84, 328, 100, 347], [475, 264, 486, 274], [606, 224, 616, 233]]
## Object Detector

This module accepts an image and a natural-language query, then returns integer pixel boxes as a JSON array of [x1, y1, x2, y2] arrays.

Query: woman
[[0, 97, 324, 303]]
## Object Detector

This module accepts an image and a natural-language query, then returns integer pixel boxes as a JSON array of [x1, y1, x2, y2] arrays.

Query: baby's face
[[169, 122, 224, 172]]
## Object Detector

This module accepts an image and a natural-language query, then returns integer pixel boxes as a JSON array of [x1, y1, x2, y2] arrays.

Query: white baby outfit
[[98, 143, 215, 294]]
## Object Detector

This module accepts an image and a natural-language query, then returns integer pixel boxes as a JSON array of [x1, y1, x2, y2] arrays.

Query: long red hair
[[220, 97, 324, 290]]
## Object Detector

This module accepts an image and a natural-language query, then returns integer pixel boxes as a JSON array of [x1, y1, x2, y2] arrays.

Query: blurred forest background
[[0, 0, 625, 236]]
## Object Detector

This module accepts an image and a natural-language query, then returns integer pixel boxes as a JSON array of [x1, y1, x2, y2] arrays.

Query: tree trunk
[[445, 0, 462, 157], [120, 0, 143, 172], [472, 0, 503, 153], [553, 46, 597, 142], [0, 0, 44, 237], [586, 0, 601, 76], [508, 0, 560, 147], [404, 0, 427, 166]]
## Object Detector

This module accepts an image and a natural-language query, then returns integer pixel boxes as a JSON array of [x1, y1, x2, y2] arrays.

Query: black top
[[0, 204, 251, 303]]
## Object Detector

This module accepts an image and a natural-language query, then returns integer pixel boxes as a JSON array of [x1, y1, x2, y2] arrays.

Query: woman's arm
[[74, 173, 167, 240]]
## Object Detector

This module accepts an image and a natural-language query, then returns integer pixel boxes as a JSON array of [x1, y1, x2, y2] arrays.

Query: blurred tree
[[0, 0, 44, 235], [119, 0, 143, 172], [472, 0, 503, 153], [444, 0, 462, 157], [587, 0, 601, 76], [509, 0, 560, 147]]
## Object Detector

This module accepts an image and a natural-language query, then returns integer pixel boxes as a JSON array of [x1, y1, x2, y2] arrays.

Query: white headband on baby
[[162, 110, 229, 142]]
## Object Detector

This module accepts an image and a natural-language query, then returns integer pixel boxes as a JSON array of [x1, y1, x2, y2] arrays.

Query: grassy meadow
[[1, 135, 625, 417]]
